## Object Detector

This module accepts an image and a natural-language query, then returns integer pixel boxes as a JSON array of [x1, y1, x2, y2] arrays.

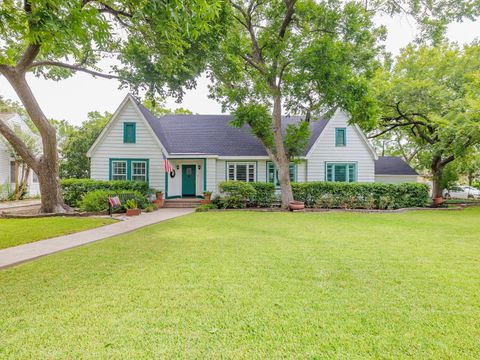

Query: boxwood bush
[[249, 182, 276, 207], [292, 182, 429, 209], [78, 189, 148, 212], [217, 181, 256, 209], [61, 179, 150, 207]]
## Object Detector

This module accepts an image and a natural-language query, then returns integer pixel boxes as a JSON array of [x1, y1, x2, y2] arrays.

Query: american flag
[[163, 154, 173, 173]]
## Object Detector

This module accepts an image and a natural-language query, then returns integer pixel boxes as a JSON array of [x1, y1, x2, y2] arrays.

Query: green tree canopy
[[60, 111, 111, 179], [368, 43, 480, 198], [208, 0, 385, 206], [0, 0, 224, 213]]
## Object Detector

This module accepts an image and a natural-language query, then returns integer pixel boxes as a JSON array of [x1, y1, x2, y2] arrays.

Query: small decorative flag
[[163, 153, 173, 173]]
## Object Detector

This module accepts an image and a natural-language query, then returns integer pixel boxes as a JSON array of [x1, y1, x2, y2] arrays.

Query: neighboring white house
[[0, 113, 41, 198], [87, 95, 418, 198]]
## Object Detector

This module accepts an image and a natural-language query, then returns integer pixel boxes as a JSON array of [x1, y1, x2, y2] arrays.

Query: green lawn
[[1, 209, 479, 358], [0, 217, 116, 249]]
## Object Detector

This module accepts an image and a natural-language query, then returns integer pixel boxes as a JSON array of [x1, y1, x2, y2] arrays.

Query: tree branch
[[16, 44, 41, 71], [0, 121, 38, 170], [27, 61, 120, 79]]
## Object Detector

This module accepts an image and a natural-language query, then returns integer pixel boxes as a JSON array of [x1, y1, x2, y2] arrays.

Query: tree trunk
[[271, 94, 294, 207], [431, 157, 444, 199], [0, 68, 68, 213]]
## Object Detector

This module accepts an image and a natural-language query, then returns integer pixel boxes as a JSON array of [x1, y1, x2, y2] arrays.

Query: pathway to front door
[[182, 165, 196, 196]]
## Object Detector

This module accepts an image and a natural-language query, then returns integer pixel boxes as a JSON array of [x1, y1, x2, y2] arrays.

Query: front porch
[[165, 158, 207, 199]]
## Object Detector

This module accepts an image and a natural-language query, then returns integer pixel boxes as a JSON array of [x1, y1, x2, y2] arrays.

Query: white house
[[0, 113, 41, 199], [87, 95, 418, 198]]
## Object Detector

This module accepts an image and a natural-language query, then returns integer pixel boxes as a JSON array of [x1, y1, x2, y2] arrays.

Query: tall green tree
[[369, 43, 480, 198], [208, 0, 384, 206], [60, 111, 110, 179], [0, 0, 223, 213]]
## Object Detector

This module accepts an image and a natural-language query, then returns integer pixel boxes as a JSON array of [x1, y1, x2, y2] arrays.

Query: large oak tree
[[369, 43, 480, 198], [0, 0, 223, 213], [208, 0, 384, 206]]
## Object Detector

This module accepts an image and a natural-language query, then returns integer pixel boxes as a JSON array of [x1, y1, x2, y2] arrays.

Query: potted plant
[[156, 190, 163, 201], [433, 196, 444, 206], [203, 191, 212, 202], [289, 200, 305, 211], [125, 199, 141, 216]]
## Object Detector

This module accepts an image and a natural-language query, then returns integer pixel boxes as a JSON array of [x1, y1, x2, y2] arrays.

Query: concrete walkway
[[0, 199, 41, 211], [0, 208, 194, 269]]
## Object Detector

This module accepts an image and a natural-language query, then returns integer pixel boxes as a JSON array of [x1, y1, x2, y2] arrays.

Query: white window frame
[[112, 161, 127, 181], [227, 162, 256, 182], [131, 161, 147, 182]]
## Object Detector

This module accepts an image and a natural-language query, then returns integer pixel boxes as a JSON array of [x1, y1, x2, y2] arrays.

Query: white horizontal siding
[[0, 141, 10, 185], [307, 112, 375, 182], [206, 158, 216, 193], [375, 175, 419, 184], [90, 101, 165, 190]]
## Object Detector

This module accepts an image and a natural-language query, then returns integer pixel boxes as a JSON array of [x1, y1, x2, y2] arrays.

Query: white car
[[444, 186, 480, 199]]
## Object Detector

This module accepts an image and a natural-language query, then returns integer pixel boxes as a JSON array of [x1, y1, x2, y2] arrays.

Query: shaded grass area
[[1, 209, 479, 358], [0, 217, 116, 249]]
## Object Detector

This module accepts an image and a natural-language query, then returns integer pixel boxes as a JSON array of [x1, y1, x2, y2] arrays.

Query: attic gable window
[[335, 127, 346, 147], [123, 122, 136, 143]]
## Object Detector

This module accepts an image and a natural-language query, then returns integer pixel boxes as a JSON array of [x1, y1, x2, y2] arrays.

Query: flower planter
[[433, 197, 444, 206], [126, 208, 141, 216], [153, 199, 164, 208], [156, 192, 164, 201], [289, 201, 305, 211]]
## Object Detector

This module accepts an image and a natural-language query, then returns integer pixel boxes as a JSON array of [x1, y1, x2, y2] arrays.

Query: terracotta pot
[[156, 192, 164, 201], [433, 197, 444, 206], [289, 201, 305, 211], [153, 199, 164, 208], [204, 193, 212, 201], [126, 208, 141, 216]]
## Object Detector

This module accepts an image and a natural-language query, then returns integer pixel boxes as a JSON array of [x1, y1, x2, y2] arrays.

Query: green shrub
[[144, 204, 156, 213], [292, 182, 429, 210], [218, 181, 256, 209], [61, 179, 150, 207], [249, 182, 276, 207], [124, 199, 138, 210], [78, 189, 147, 212], [195, 204, 218, 212]]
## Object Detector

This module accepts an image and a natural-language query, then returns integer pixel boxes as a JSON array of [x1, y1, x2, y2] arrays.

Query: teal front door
[[182, 165, 196, 196]]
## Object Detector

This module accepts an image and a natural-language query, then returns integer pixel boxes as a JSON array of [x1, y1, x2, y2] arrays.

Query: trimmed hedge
[[292, 182, 429, 209], [61, 179, 150, 207], [78, 189, 148, 212], [250, 182, 276, 207], [217, 181, 256, 209]]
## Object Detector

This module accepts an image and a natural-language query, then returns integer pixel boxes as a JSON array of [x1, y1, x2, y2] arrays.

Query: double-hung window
[[325, 163, 356, 182], [110, 159, 149, 182], [123, 122, 136, 143], [335, 128, 346, 147], [112, 161, 127, 180], [131, 161, 147, 182], [267, 162, 296, 187], [227, 162, 255, 182]]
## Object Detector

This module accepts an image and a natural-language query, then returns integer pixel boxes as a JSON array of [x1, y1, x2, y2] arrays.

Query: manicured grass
[[1, 209, 480, 358], [0, 217, 116, 249]]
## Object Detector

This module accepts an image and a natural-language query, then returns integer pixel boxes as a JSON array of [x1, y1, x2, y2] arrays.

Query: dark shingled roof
[[136, 101, 328, 156], [375, 156, 418, 175]]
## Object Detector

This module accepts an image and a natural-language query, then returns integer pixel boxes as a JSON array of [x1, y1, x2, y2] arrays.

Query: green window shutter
[[124, 122, 136, 143], [289, 164, 296, 182], [267, 163, 275, 184], [348, 164, 356, 182], [335, 128, 346, 147], [326, 164, 333, 181]]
